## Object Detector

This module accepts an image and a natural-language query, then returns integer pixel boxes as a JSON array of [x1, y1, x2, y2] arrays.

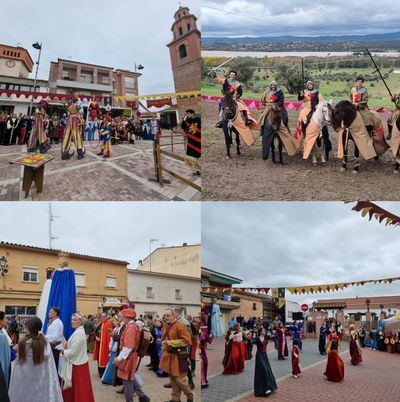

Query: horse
[[332, 100, 387, 174], [303, 101, 333, 165], [261, 105, 284, 164], [221, 91, 241, 159]]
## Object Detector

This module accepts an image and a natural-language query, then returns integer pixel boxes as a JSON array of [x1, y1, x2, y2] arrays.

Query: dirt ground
[[202, 100, 400, 201]]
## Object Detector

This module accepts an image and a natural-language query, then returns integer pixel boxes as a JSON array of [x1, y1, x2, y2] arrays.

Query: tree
[[274, 61, 316, 94], [229, 57, 255, 85]]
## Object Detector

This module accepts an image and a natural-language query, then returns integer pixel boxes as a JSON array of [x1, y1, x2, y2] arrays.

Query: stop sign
[[301, 304, 308, 312]]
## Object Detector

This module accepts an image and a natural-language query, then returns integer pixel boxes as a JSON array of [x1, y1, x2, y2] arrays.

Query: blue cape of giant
[[43, 269, 76, 340]]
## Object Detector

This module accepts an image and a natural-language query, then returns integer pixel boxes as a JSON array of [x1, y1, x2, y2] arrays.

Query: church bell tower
[[167, 5, 201, 120]]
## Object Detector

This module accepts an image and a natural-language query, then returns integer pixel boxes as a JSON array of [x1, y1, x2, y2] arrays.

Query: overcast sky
[[1, 0, 200, 94], [0, 202, 200, 268], [202, 202, 400, 305], [203, 0, 400, 37]]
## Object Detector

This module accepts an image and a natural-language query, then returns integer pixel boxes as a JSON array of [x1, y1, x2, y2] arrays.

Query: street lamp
[[134, 63, 144, 73], [0, 256, 8, 276], [365, 298, 370, 312], [29, 41, 43, 115]]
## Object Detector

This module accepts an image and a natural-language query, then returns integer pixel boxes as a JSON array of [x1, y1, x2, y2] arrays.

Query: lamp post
[[0, 256, 8, 290], [379, 304, 385, 321], [134, 63, 144, 73], [29, 41, 42, 116], [365, 298, 371, 331]]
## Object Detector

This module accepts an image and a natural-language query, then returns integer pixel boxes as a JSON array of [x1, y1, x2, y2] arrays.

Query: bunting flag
[[115, 90, 201, 102], [352, 201, 400, 227], [146, 98, 173, 108], [202, 276, 400, 296], [287, 276, 400, 295], [201, 95, 394, 114]]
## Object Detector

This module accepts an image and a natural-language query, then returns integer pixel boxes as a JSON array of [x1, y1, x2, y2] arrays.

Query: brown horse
[[261, 106, 284, 163], [221, 91, 241, 159], [332, 100, 387, 174]]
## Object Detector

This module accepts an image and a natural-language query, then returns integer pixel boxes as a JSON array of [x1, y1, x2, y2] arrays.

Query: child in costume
[[98, 118, 113, 158]]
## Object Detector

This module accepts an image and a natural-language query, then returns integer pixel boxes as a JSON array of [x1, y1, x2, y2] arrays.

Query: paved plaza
[[202, 336, 399, 402], [90, 354, 200, 402], [0, 136, 200, 201]]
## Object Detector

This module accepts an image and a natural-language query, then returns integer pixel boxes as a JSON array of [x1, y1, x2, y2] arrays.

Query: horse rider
[[258, 81, 289, 129], [350, 75, 375, 135], [211, 70, 250, 127], [295, 80, 325, 138]]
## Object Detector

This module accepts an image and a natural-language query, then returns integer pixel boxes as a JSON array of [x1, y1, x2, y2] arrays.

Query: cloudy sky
[[202, 201, 400, 305], [203, 0, 400, 37], [0, 202, 200, 268], [1, 0, 200, 93]]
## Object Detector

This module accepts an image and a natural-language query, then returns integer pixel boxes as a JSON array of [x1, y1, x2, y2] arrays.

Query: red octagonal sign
[[301, 304, 308, 312]]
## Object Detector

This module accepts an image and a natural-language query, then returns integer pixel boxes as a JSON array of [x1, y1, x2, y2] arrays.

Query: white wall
[[128, 271, 200, 317]]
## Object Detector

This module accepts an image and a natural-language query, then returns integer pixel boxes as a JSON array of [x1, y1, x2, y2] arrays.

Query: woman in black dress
[[254, 327, 277, 397]]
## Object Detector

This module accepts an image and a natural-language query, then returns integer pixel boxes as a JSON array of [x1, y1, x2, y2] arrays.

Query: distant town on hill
[[202, 31, 400, 52]]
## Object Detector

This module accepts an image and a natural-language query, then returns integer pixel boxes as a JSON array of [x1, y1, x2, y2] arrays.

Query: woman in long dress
[[292, 339, 301, 378], [223, 323, 246, 375], [324, 333, 344, 382], [60, 313, 95, 402], [101, 317, 119, 384], [349, 324, 362, 365], [253, 328, 277, 397], [8, 317, 63, 402]]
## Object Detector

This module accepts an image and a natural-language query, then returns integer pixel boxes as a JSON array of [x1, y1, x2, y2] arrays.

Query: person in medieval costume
[[97, 118, 113, 158], [276, 321, 288, 360], [4, 113, 19, 145], [101, 317, 119, 384], [295, 80, 325, 136], [60, 313, 95, 402], [385, 331, 396, 353], [113, 308, 150, 402], [211, 70, 244, 127], [223, 323, 246, 375], [350, 75, 375, 134], [61, 98, 86, 160], [0, 362, 9, 402], [319, 322, 329, 355], [258, 81, 300, 159], [45, 306, 65, 376], [292, 338, 301, 378], [181, 109, 201, 176], [93, 312, 113, 376], [349, 324, 362, 365], [88, 101, 101, 121], [152, 318, 166, 376], [291, 321, 304, 351], [27, 101, 50, 153], [160, 307, 194, 402], [0, 311, 11, 391], [8, 317, 63, 402], [253, 327, 277, 397], [324, 333, 344, 382], [211, 298, 223, 337], [200, 322, 213, 389]]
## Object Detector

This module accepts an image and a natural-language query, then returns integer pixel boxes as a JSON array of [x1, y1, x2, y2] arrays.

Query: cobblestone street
[[203, 337, 400, 402], [0, 136, 200, 201], [90, 354, 200, 402]]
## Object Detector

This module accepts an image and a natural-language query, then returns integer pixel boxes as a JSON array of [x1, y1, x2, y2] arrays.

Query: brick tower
[[167, 5, 201, 120]]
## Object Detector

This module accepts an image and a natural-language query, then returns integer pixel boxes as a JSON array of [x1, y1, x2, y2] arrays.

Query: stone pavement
[[0, 136, 200, 201], [90, 353, 200, 402], [239, 347, 400, 402], [202, 338, 349, 402]]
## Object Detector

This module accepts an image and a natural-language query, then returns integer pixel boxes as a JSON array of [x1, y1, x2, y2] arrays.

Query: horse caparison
[[222, 91, 241, 158]]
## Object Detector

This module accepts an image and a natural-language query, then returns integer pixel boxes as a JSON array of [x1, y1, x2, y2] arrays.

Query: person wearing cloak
[[8, 317, 63, 402], [159, 307, 194, 402], [276, 322, 288, 360], [93, 312, 113, 376], [27, 100, 50, 153], [319, 322, 329, 355], [291, 320, 304, 351], [349, 324, 362, 365], [211, 298, 223, 337], [253, 327, 277, 397], [350, 75, 375, 134]]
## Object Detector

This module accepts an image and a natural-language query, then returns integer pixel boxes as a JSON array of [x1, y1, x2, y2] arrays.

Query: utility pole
[[49, 203, 60, 249]]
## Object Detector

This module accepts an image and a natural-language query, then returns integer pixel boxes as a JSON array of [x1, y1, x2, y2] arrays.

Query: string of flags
[[352, 201, 400, 227]]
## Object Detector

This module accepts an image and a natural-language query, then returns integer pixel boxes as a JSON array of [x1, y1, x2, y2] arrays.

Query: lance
[[301, 57, 305, 90], [365, 47, 393, 98], [207, 56, 236, 76]]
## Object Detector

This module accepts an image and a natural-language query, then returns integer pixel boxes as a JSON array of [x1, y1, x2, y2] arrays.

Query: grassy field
[[202, 64, 399, 108]]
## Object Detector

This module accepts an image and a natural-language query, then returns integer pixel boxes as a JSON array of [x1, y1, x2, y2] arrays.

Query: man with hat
[[160, 308, 194, 402], [113, 308, 150, 402]]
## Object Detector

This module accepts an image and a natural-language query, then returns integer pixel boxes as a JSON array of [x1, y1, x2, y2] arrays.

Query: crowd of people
[[0, 111, 160, 148], [0, 306, 202, 402]]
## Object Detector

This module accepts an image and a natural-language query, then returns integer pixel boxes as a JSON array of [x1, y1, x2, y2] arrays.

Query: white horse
[[303, 100, 333, 165]]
